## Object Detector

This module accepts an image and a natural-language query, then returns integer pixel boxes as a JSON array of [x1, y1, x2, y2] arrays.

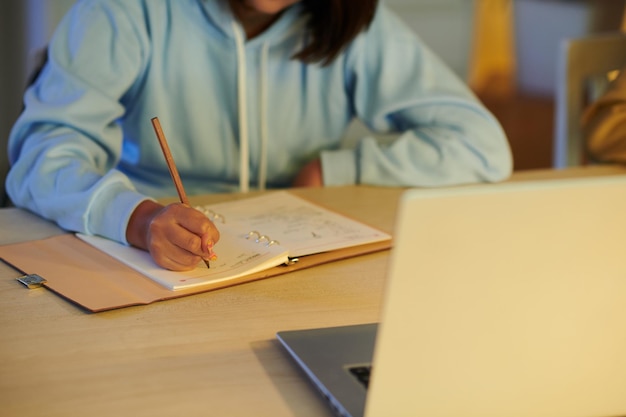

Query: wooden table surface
[[2, 165, 625, 417]]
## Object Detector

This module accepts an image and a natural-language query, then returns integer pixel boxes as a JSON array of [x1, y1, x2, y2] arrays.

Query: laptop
[[277, 175, 626, 417]]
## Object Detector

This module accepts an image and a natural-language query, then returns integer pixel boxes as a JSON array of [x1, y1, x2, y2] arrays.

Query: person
[[6, 0, 512, 271], [583, 66, 626, 164]]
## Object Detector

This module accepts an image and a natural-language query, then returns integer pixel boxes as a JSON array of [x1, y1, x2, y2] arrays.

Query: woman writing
[[7, 0, 512, 270]]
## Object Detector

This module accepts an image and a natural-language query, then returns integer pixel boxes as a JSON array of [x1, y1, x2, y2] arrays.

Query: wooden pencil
[[150, 116, 211, 268]]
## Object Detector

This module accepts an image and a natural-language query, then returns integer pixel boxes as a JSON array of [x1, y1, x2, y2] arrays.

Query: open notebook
[[78, 191, 391, 291]]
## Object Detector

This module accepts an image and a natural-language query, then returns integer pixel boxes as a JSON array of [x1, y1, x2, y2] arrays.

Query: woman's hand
[[292, 158, 323, 187], [126, 200, 220, 271]]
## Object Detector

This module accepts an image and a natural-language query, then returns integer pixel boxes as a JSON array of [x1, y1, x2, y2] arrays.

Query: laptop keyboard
[[348, 365, 372, 389]]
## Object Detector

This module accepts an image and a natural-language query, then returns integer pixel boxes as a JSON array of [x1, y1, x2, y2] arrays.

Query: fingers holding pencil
[[146, 203, 220, 271], [150, 116, 219, 270]]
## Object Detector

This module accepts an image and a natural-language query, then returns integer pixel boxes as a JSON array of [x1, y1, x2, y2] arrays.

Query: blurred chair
[[554, 32, 626, 168]]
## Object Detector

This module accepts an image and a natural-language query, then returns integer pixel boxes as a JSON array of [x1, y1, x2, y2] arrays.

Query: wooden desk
[[1, 166, 625, 417]]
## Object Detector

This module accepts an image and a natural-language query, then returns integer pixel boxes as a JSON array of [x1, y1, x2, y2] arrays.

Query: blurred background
[[1, 0, 625, 202]]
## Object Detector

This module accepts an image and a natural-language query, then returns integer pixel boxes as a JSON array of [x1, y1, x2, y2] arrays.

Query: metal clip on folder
[[0, 257, 47, 289]]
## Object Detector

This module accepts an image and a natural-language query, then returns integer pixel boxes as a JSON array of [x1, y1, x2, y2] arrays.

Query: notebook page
[[199, 191, 391, 258]]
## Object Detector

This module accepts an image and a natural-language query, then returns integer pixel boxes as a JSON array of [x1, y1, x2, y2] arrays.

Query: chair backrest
[[554, 32, 626, 168]]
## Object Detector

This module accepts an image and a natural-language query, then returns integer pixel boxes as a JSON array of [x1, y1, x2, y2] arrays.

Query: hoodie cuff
[[86, 187, 153, 245], [321, 149, 358, 186]]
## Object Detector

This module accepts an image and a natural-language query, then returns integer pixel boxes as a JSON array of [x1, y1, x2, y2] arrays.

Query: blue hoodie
[[7, 0, 512, 244]]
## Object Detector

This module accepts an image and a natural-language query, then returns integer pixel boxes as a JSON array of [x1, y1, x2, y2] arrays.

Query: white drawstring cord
[[258, 42, 270, 191], [232, 23, 249, 193]]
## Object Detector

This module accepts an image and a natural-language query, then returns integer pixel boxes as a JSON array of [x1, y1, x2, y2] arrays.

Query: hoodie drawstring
[[232, 23, 270, 193], [232, 23, 249, 193], [258, 42, 269, 191]]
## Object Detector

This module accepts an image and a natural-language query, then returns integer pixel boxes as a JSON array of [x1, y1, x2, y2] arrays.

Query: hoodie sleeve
[[6, 1, 150, 243], [321, 5, 512, 187]]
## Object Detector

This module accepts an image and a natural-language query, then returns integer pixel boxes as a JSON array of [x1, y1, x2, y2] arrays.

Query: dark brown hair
[[296, 0, 378, 65]]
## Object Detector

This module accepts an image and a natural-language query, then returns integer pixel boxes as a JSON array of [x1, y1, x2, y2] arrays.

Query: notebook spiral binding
[[244, 231, 280, 247], [195, 206, 226, 224], [245, 231, 297, 265], [196, 206, 284, 249]]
